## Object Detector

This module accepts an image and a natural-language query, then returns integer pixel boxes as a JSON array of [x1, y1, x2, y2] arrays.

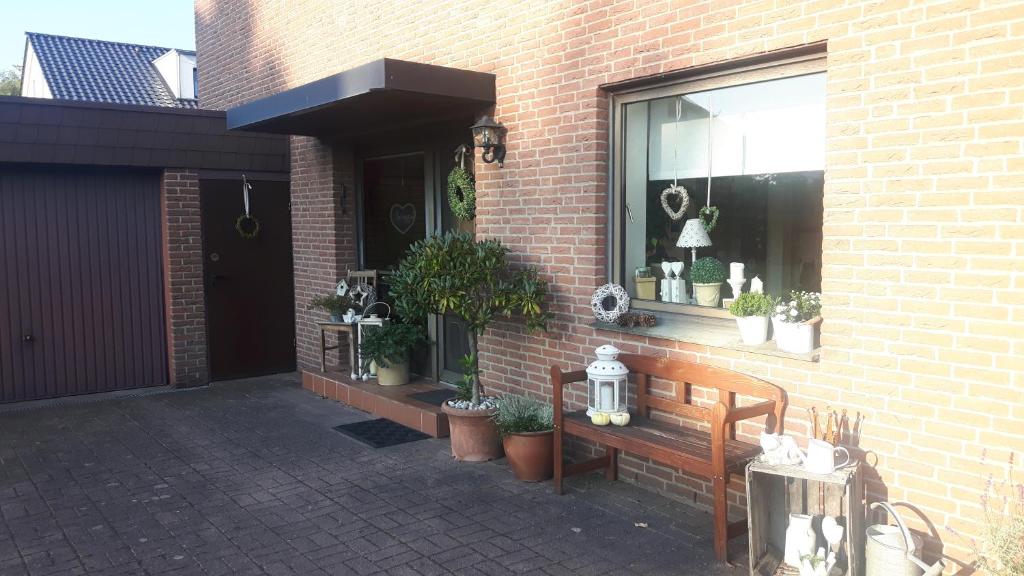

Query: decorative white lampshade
[[676, 218, 712, 262]]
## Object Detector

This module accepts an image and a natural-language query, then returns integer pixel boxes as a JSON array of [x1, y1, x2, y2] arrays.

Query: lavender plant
[[948, 452, 1024, 576]]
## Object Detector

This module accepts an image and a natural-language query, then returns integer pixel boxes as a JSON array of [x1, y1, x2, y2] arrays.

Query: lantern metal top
[[587, 344, 628, 377], [470, 115, 504, 139]]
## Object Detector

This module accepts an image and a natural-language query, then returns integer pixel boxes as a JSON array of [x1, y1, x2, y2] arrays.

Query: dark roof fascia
[[226, 58, 495, 132]]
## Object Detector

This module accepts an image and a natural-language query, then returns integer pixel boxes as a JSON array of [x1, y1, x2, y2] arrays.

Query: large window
[[611, 62, 825, 315]]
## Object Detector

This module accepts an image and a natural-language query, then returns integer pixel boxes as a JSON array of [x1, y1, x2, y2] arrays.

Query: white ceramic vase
[[785, 513, 817, 568], [735, 315, 769, 345]]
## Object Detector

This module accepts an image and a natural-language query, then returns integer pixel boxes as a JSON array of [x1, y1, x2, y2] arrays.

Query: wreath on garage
[[235, 175, 261, 240], [235, 213, 261, 240], [447, 145, 476, 221]]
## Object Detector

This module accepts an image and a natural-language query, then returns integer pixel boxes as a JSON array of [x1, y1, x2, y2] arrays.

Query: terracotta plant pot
[[502, 430, 553, 481], [693, 282, 722, 307], [441, 402, 503, 461], [376, 360, 409, 386]]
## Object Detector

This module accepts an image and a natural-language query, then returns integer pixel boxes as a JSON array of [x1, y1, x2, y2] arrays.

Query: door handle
[[210, 274, 228, 287]]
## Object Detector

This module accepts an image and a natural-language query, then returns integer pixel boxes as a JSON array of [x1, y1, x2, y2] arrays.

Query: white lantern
[[586, 345, 629, 416], [357, 302, 391, 381]]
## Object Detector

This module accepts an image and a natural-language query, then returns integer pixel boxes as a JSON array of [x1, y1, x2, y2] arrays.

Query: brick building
[[196, 0, 1024, 567]]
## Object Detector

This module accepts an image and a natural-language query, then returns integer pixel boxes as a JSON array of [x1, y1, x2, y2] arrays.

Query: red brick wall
[[161, 169, 208, 386], [197, 1, 1024, 566], [290, 138, 358, 369]]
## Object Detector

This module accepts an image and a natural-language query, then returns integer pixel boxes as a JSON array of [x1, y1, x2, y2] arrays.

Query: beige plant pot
[[693, 282, 722, 307], [376, 360, 410, 386]]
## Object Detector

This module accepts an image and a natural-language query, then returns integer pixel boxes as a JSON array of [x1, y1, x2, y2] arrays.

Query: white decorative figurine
[[660, 262, 673, 304], [727, 261, 746, 300], [750, 276, 764, 294], [670, 261, 685, 303]]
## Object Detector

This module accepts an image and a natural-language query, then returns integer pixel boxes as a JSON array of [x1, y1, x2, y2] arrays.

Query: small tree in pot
[[728, 292, 778, 346], [690, 257, 727, 307], [390, 231, 550, 461], [359, 323, 426, 386], [493, 394, 554, 481]]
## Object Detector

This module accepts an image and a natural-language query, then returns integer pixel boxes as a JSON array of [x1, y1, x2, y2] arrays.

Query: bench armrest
[[551, 367, 587, 428], [723, 400, 776, 425]]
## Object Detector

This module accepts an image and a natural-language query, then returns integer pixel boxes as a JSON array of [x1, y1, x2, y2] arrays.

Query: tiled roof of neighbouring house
[[26, 32, 198, 108]]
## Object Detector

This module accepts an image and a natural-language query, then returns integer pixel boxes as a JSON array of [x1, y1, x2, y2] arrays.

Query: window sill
[[591, 313, 820, 363]]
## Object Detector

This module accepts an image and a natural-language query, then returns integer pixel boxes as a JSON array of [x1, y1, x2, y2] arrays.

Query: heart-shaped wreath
[[660, 184, 689, 221], [698, 205, 719, 233], [235, 214, 261, 240], [447, 167, 476, 221]]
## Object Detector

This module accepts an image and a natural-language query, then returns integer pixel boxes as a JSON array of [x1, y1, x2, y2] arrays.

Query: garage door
[[0, 167, 167, 402]]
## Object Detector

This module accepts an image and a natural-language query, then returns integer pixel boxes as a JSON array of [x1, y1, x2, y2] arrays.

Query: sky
[[1, 0, 195, 70]]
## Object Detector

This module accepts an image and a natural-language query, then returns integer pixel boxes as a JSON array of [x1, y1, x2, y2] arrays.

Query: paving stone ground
[[0, 375, 749, 575]]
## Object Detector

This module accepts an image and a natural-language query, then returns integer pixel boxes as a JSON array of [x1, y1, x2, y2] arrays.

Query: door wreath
[[235, 213, 261, 240], [447, 166, 476, 221]]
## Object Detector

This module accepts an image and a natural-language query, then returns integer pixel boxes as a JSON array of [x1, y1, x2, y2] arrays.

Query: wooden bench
[[552, 354, 787, 563]]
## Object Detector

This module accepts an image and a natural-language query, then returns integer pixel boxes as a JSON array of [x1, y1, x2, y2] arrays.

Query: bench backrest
[[618, 354, 786, 432]]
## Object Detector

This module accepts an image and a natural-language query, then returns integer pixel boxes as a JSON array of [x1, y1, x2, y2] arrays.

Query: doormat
[[407, 389, 456, 407], [333, 418, 430, 448]]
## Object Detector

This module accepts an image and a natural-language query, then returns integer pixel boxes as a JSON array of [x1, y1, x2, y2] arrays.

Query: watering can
[[866, 502, 945, 576]]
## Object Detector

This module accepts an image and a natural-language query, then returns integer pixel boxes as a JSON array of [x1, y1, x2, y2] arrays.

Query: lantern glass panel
[[472, 126, 493, 147]]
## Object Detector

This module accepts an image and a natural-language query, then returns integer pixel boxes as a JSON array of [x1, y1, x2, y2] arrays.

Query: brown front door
[[201, 179, 295, 380], [0, 167, 167, 402]]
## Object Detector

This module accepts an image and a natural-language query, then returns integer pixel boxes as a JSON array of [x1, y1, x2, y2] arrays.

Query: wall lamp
[[470, 115, 507, 167]]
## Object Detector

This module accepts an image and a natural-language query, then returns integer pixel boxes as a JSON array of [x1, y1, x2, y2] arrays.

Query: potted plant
[[690, 256, 726, 307], [308, 294, 362, 322], [729, 292, 777, 346], [358, 323, 425, 386], [492, 394, 554, 481], [390, 231, 550, 461], [772, 291, 822, 354]]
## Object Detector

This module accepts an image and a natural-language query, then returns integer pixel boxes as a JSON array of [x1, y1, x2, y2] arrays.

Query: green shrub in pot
[[728, 292, 778, 318], [728, 292, 778, 346], [359, 323, 425, 386], [689, 257, 726, 307]]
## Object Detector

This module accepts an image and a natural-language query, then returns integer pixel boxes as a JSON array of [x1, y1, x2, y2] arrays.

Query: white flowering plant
[[773, 291, 821, 324]]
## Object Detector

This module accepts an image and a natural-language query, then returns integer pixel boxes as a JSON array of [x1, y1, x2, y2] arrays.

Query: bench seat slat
[[562, 411, 761, 475]]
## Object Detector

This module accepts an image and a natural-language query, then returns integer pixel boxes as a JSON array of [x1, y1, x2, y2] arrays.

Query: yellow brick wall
[[197, 0, 1024, 568]]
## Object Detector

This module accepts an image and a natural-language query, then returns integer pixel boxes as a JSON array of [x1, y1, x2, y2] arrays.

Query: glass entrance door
[[359, 145, 472, 384], [361, 154, 426, 270]]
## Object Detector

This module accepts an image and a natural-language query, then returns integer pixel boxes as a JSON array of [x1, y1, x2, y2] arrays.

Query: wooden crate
[[746, 459, 864, 576]]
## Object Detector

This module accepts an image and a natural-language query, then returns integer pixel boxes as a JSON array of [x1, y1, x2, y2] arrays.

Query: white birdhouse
[[586, 345, 629, 416]]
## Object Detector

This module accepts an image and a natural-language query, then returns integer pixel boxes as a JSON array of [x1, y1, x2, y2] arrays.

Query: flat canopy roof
[[226, 59, 495, 137]]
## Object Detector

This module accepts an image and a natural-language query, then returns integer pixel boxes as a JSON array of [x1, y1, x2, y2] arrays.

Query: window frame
[[607, 52, 827, 320]]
